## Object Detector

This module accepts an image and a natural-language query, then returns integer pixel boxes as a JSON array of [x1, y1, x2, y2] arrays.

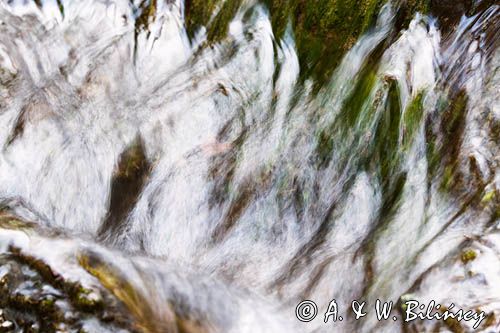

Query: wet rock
[[186, 0, 430, 88], [0, 214, 36, 231], [185, 0, 242, 42], [429, 0, 497, 33], [79, 251, 216, 333], [0, 246, 137, 333], [429, 0, 473, 31], [78, 250, 175, 333], [98, 136, 150, 242], [0, 212, 213, 333]]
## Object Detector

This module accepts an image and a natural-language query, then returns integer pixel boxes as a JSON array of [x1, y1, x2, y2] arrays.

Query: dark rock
[[429, 0, 497, 33], [0, 246, 137, 333], [98, 136, 150, 243]]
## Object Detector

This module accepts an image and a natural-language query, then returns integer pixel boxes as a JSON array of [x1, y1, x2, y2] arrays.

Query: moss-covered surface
[[265, 0, 385, 85], [0, 214, 36, 231], [79, 251, 208, 333], [428, 90, 468, 193], [29, 0, 490, 88], [131, 0, 158, 62], [376, 78, 403, 182], [133, 0, 157, 34], [481, 190, 496, 204], [127, 0, 492, 93], [0, 224, 208, 333], [315, 43, 384, 168], [185, 0, 430, 87], [79, 251, 158, 332], [441, 306, 466, 333], [185, 0, 221, 38], [426, 85, 496, 212], [460, 249, 477, 264], [0, 246, 136, 333], [183, 0, 494, 93], [402, 91, 425, 149]]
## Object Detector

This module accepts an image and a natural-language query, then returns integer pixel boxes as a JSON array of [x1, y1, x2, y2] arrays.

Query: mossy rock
[[185, 0, 430, 88], [79, 250, 210, 333], [402, 91, 425, 149], [481, 190, 496, 204], [399, 293, 417, 313], [436, 90, 468, 193], [460, 249, 477, 264], [0, 214, 36, 231], [0, 246, 137, 333], [98, 136, 150, 241]]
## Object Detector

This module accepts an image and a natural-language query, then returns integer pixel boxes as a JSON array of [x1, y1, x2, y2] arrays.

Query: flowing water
[[0, 0, 498, 332]]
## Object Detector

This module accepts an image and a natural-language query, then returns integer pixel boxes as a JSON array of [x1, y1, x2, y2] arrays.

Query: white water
[[0, 1, 498, 332]]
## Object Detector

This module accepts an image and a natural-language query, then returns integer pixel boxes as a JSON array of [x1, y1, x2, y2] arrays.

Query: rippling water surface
[[0, 0, 498, 332]]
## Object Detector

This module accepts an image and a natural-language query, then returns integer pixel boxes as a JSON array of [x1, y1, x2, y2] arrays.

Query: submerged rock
[[98, 137, 150, 243], [0, 245, 135, 333], [185, 0, 430, 87], [0, 214, 224, 333]]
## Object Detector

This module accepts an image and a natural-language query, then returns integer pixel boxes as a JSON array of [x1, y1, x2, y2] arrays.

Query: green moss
[[39, 298, 56, 313], [399, 294, 417, 312], [134, 0, 157, 34], [185, 0, 221, 39], [395, 0, 429, 29], [437, 90, 468, 193], [425, 136, 438, 175], [402, 91, 425, 149], [79, 253, 158, 333], [185, 0, 244, 43], [186, 0, 429, 87], [8, 246, 106, 315], [316, 128, 335, 167], [343, 68, 380, 128], [73, 287, 103, 312], [1, 246, 136, 332], [440, 165, 455, 192], [8, 246, 60, 288], [0, 216, 35, 231], [207, 0, 244, 42], [315, 56, 380, 167], [266, 0, 429, 87], [132, 0, 157, 62], [481, 190, 496, 204], [444, 92, 467, 135], [377, 81, 405, 207], [289, 0, 386, 87], [461, 249, 477, 264]]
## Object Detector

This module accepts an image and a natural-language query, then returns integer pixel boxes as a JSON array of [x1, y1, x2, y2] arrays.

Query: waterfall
[[0, 0, 498, 332]]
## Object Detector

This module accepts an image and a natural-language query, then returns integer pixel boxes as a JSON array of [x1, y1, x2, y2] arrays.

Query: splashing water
[[0, 0, 498, 332]]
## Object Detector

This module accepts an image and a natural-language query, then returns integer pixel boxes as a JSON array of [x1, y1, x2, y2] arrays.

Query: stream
[[0, 0, 499, 332]]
